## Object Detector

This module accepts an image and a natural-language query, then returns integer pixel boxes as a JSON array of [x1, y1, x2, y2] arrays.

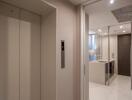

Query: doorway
[[80, 0, 132, 100], [118, 34, 131, 76]]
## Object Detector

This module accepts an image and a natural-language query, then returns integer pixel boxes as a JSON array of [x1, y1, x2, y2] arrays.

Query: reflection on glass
[[89, 27, 109, 62], [89, 23, 131, 86], [88, 27, 109, 85], [89, 34, 96, 61]]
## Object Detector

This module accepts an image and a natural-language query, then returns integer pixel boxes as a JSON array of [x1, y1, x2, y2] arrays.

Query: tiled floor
[[89, 75, 132, 100]]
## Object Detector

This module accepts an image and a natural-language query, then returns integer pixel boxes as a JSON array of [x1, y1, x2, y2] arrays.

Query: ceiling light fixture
[[98, 29, 102, 32], [110, 0, 115, 4], [123, 30, 126, 33], [120, 25, 123, 29], [104, 33, 107, 35]]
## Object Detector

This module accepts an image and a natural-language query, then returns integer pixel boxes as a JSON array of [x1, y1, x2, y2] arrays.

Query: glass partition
[[86, 0, 132, 99], [89, 26, 109, 85], [89, 23, 132, 86]]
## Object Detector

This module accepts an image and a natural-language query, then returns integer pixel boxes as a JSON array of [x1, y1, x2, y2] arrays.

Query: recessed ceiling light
[[110, 0, 115, 4], [98, 29, 102, 32], [89, 31, 96, 34], [123, 30, 126, 33], [120, 25, 123, 29], [104, 33, 107, 35]]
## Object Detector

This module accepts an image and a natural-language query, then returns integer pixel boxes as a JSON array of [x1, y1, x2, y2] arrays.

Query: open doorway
[[87, 23, 132, 100], [82, 0, 132, 100]]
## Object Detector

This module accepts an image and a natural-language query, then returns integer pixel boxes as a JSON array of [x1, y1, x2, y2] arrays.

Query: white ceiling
[[91, 23, 131, 35], [85, 0, 132, 33], [109, 23, 131, 35], [69, 0, 88, 5], [70, 0, 132, 35], [1, 0, 55, 16], [69, 0, 103, 5]]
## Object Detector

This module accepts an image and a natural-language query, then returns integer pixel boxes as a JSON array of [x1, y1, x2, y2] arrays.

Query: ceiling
[[112, 5, 132, 22], [91, 23, 131, 36], [109, 23, 131, 35], [69, 0, 89, 5], [1, 0, 55, 16], [84, 0, 132, 34], [69, 0, 104, 5]]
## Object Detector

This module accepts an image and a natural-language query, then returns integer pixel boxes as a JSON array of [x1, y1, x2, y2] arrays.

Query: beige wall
[[43, 1, 79, 100], [56, 2, 76, 100], [41, 11, 56, 100], [0, 1, 80, 100]]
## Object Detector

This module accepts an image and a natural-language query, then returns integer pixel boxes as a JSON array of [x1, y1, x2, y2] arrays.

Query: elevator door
[[0, 2, 41, 100], [20, 9, 41, 100], [0, 3, 20, 100]]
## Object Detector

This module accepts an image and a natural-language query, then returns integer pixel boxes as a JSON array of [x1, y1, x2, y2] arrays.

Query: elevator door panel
[[0, 2, 19, 100], [20, 10, 41, 100], [0, 2, 41, 100]]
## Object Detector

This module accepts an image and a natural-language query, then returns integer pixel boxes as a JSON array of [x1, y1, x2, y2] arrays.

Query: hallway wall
[[0, 1, 80, 100], [56, 2, 77, 100], [41, 11, 56, 100], [42, 1, 79, 100]]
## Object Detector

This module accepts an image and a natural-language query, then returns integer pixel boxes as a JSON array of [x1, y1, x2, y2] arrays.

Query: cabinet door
[[20, 9, 41, 100], [0, 2, 19, 100]]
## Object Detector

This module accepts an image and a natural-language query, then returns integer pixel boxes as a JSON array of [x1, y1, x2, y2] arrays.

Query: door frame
[[130, 22, 132, 90], [79, 1, 103, 100], [79, 5, 89, 100]]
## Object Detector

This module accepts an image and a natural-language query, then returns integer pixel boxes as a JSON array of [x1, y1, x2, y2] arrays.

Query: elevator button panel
[[61, 40, 65, 69]]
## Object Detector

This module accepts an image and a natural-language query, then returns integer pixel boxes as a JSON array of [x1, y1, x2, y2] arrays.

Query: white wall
[[102, 35, 118, 73], [89, 12, 118, 30], [110, 35, 118, 74], [101, 36, 109, 60]]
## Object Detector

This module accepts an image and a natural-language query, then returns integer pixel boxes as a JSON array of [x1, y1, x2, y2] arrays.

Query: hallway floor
[[89, 75, 132, 100]]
